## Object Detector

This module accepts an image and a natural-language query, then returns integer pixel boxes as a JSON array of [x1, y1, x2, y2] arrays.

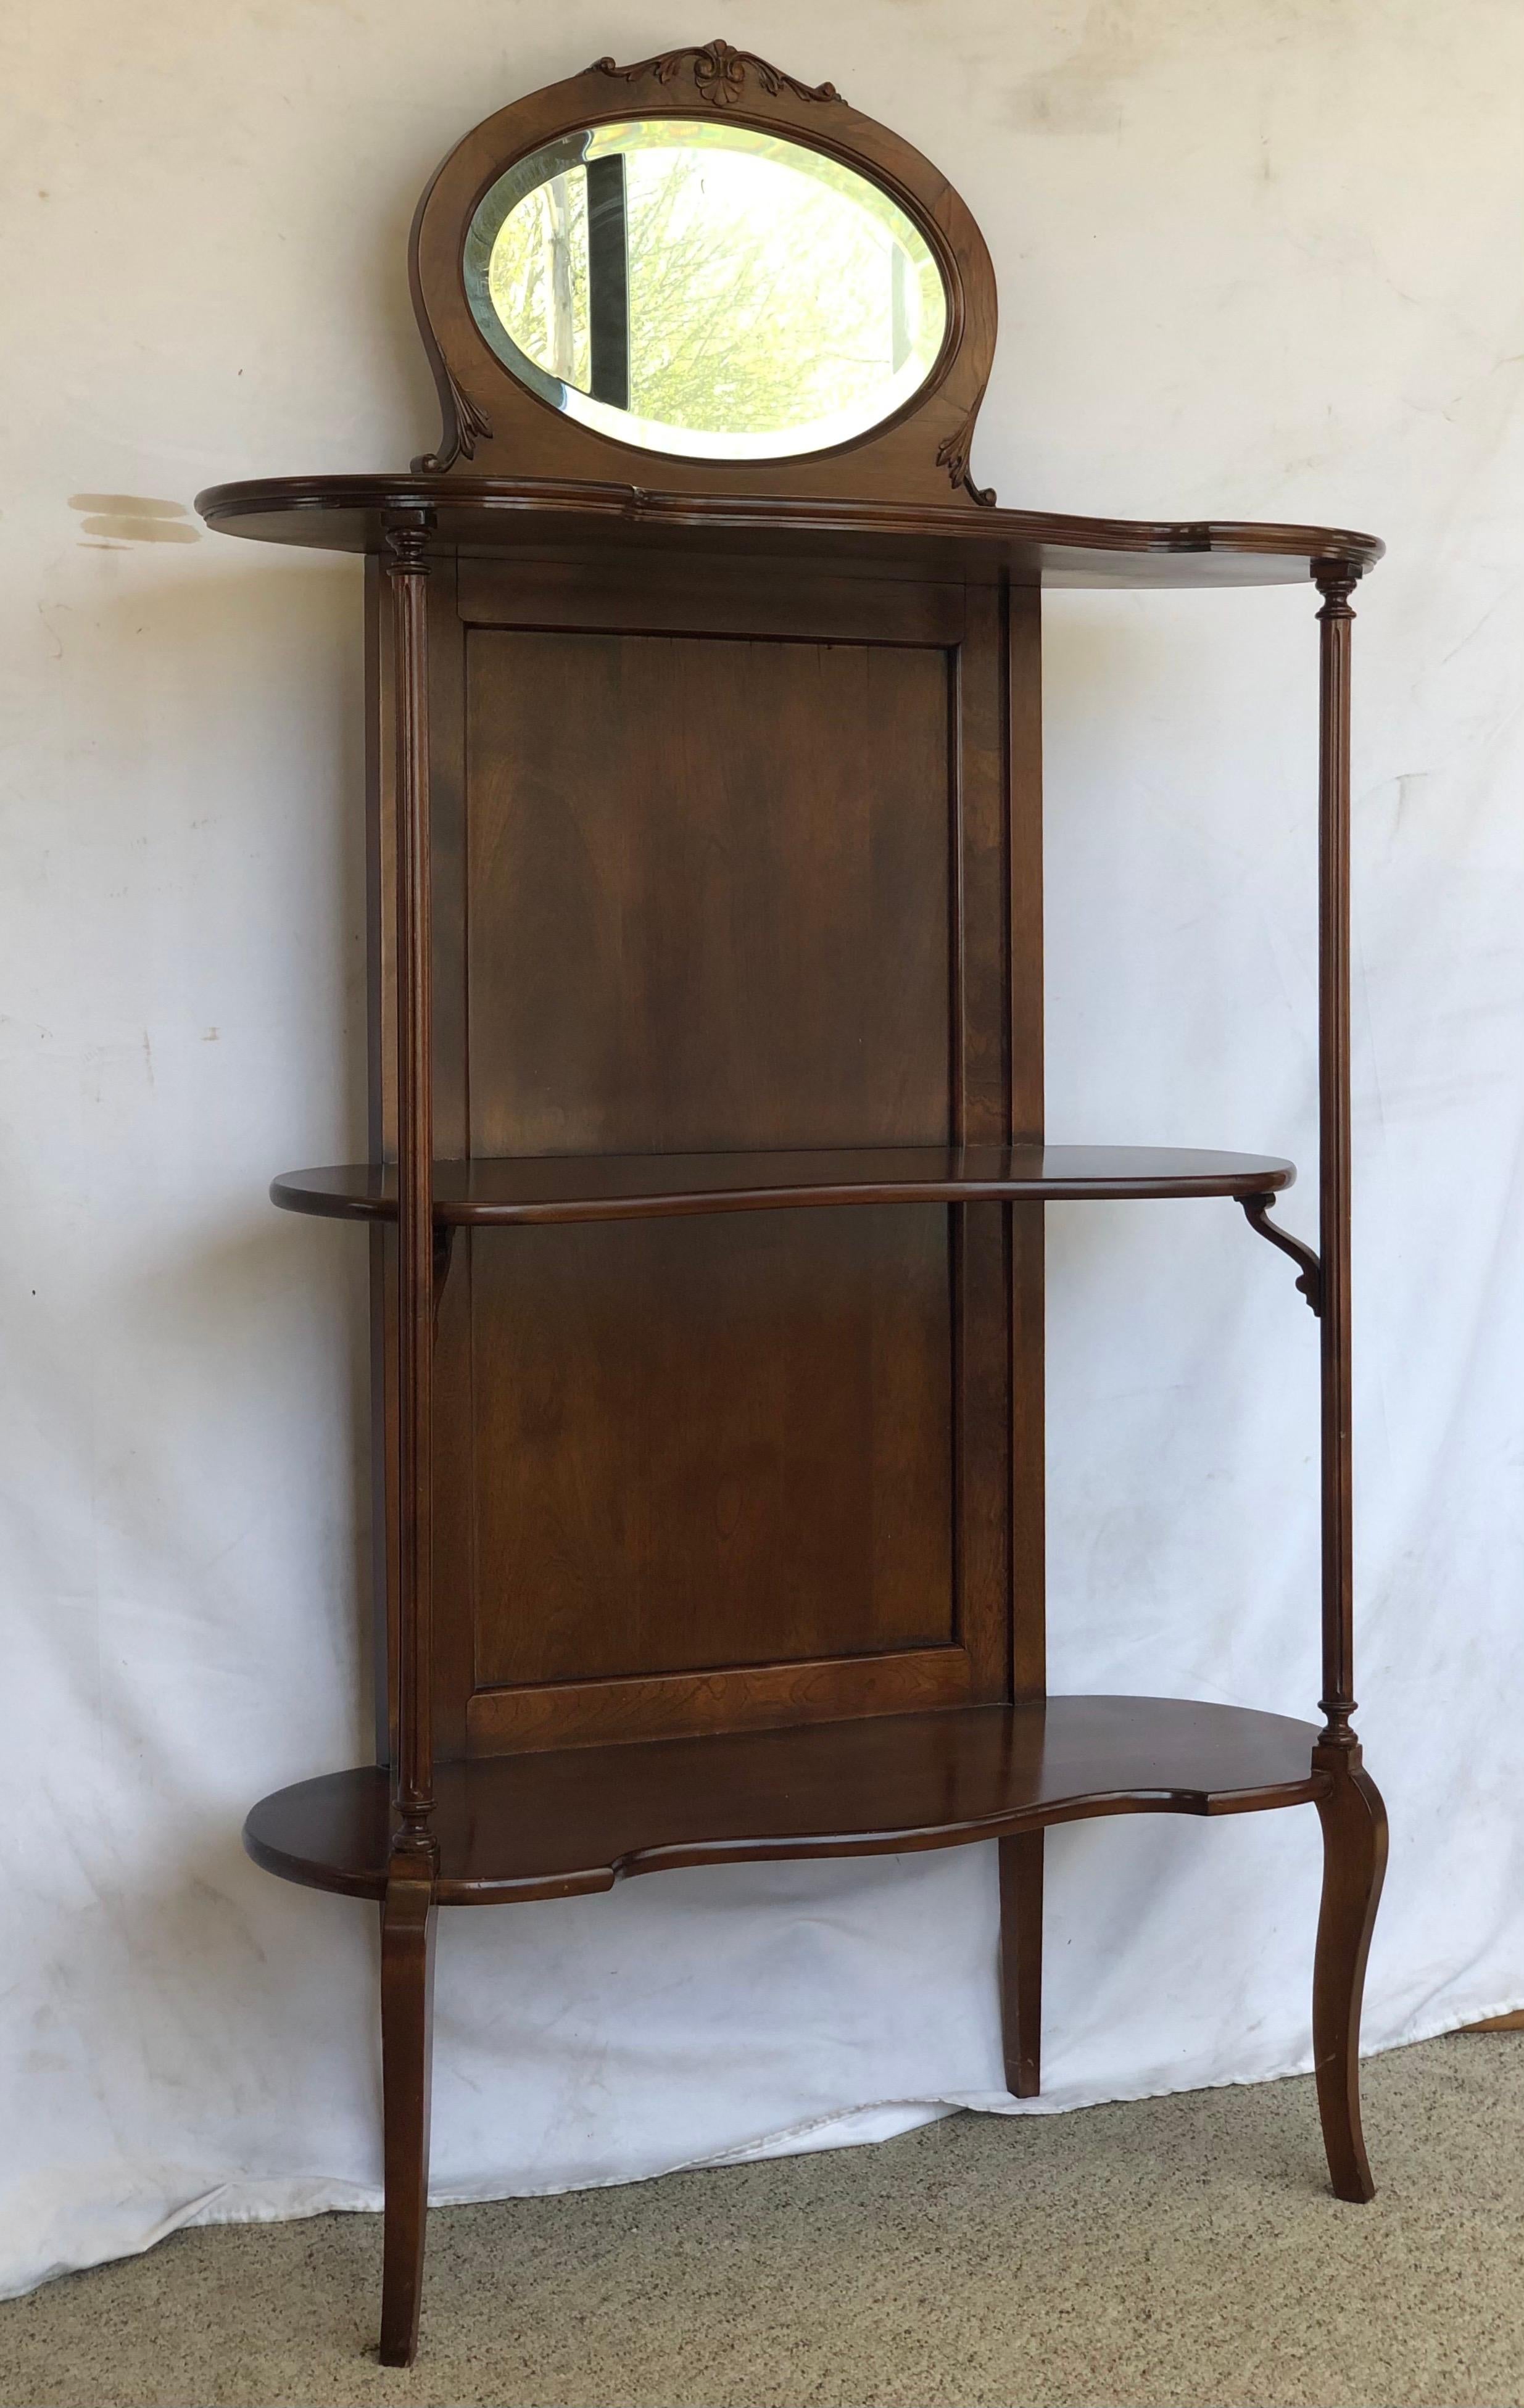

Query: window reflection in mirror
[[463, 120, 948, 460]]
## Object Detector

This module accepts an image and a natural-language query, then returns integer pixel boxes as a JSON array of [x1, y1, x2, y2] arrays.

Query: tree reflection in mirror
[[464, 118, 949, 460]]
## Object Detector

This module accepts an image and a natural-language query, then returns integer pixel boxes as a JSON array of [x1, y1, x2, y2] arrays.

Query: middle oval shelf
[[270, 1143, 1296, 1229]]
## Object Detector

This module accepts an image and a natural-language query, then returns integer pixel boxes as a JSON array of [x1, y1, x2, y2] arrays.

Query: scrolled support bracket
[[1240, 1191, 1322, 1317]]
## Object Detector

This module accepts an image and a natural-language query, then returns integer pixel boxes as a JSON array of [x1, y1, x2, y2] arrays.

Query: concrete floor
[[2, 2034, 1521, 2408]]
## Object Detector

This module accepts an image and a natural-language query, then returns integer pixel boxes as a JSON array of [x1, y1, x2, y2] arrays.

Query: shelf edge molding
[[243, 1696, 1330, 1908], [195, 474, 1384, 589], [269, 1144, 1296, 1229]]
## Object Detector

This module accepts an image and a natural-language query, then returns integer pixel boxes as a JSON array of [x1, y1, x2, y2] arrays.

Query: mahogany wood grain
[[956, 1204, 1014, 1704], [243, 1697, 1329, 1908], [999, 1831, 1044, 2097], [429, 1218, 474, 1766], [423, 557, 478, 1766], [433, 536, 1017, 1756], [1307, 565, 1385, 2201], [1006, 584, 1044, 1139], [1312, 1750, 1389, 2202], [383, 524, 436, 1832], [363, 556, 397, 1768], [455, 552, 967, 647], [1315, 565, 1359, 1750], [959, 581, 1011, 1142], [425, 557, 470, 1165], [468, 1207, 957, 1727], [1009, 1206, 1046, 1702], [468, 1643, 976, 1756], [270, 1144, 1297, 1226], [463, 626, 951, 1157], [1006, 585, 1046, 1708], [378, 1852, 436, 2367], [197, 474, 1383, 589]]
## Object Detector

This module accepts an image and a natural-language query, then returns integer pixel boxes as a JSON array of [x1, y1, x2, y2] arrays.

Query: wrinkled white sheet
[[4, 0, 1523, 2301]]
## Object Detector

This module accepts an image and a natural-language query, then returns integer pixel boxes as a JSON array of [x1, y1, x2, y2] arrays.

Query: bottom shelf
[[244, 1697, 1327, 1908]]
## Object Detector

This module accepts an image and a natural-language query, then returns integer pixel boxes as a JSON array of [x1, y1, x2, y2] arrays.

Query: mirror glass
[[464, 120, 948, 460]]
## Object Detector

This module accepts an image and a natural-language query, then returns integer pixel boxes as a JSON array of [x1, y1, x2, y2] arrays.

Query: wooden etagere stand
[[199, 43, 1388, 2365]]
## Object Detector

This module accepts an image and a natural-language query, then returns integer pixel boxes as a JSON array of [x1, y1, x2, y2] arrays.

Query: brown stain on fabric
[[68, 494, 200, 544]]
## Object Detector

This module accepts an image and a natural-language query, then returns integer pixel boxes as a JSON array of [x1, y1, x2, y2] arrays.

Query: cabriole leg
[[1312, 1753, 1388, 2201], [998, 1829, 1043, 2098], [379, 1853, 437, 2367]]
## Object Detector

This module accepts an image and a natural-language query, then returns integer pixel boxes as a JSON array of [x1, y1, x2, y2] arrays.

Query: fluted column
[[1314, 558, 1358, 1750], [383, 515, 436, 1835]]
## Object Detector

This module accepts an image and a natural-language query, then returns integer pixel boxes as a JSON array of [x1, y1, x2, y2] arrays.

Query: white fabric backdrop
[[4, 0, 1523, 2301]]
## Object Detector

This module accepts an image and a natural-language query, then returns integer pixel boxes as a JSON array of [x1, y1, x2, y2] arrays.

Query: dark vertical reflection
[[586, 154, 630, 410]]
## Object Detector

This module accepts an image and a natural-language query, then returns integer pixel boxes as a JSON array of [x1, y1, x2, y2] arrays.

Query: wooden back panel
[[368, 548, 1043, 1758], [464, 624, 951, 1153]]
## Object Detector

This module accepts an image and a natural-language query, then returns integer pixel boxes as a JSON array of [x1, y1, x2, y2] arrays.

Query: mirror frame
[[409, 42, 998, 507]]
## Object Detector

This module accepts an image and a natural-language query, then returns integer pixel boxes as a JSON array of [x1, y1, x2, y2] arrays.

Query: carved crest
[[593, 39, 842, 109], [407, 51, 996, 503]]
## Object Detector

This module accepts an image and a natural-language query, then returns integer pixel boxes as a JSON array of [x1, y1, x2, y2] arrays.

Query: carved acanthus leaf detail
[[411, 369, 492, 475], [935, 402, 996, 508], [594, 39, 841, 109]]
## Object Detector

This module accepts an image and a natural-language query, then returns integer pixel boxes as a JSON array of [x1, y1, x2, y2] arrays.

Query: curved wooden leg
[[1312, 1752, 1388, 2201], [998, 1830, 1043, 2098], [379, 1852, 437, 2367]]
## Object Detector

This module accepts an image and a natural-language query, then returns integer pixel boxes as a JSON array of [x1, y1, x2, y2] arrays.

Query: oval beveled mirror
[[463, 118, 950, 461]]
